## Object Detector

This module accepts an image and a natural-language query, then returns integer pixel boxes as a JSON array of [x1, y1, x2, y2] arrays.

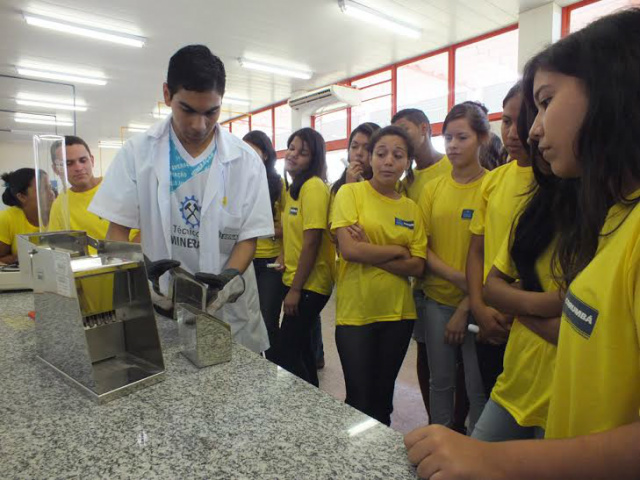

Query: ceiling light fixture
[[338, 0, 422, 39], [98, 140, 123, 149], [238, 58, 312, 80], [14, 113, 74, 127], [16, 93, 87, 112], [16, 63, 107, 86], [23, 12, 146, 48]]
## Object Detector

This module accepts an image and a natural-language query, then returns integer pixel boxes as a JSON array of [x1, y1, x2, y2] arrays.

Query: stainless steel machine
[[18, 231, 165, 403]]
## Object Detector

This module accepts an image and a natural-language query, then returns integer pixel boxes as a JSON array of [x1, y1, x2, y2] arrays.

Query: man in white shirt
[[90, 45, 273, 353]]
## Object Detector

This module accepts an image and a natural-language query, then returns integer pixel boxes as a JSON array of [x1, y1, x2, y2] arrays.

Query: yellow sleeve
[[418, 181, 436, 237], [493, 231, 518, 280], [0, 209, 13, 245], [330, 185, 357, 232], [409, 204, 427, 259], [300, 178, 329, 231], [469, 173, 492, 236]]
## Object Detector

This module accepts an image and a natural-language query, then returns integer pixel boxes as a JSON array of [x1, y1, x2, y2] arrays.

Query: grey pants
[[471, 398, 545, 441], [418, 297, 487, 433]]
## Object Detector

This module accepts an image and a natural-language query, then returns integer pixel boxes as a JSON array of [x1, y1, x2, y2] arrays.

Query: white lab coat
[[89, 116, 273, 353]]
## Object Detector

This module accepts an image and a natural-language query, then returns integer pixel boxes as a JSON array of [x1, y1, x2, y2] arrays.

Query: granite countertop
[[0, 292, 418, 479]]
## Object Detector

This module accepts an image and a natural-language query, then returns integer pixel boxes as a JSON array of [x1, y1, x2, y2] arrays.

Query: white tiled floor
[[316, 294, 429, 435]]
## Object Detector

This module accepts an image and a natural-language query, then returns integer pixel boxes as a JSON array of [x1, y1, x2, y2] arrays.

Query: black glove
[[144, 255, 181, 283], [194, 268, 240, 290]]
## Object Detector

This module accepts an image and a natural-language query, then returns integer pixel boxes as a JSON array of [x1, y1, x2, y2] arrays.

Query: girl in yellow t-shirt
[[331, 125, 426, 426], [405, 9, 640, 479], [0, 168, 54, 264], [275, 127, 335, 387], [418, 101, 489, 434], [467, 82, 535, 398], [243, 130, 284, 362], [473, 123, 566, 441]]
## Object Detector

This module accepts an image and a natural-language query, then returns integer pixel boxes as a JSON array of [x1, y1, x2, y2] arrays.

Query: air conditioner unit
[[288, 85, 361, 112]]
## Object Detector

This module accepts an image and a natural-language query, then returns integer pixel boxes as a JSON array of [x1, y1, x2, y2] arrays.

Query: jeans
[[336, 320, 414, 426], [312, 315, 324, 363], [471, 398, 545, 441], [424, 297, 487, 433], [253, 257, 285, 361], [278, 286, 330, 387]]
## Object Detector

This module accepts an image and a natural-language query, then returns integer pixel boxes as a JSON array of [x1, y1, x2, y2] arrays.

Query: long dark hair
[[522, 7, 640, 286], [331, 122, 380, 195], [1, 168, 36, 208], [509, 98, 575, 291], [479, 132, 506, 171], [243, 130, 282, 213], [285, 128, 327, 201]]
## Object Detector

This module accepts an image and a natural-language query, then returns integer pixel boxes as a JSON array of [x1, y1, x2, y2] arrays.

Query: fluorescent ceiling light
[[16, 63, 107, 86], [98, 140, 123, 149], [338, 0, 422, 39], [16, 92, 87, 112], [128, 123, 151, 132], [23, 12, 146, 48], [14, 113, 74, 127], [224, 96, 251, 106], [238, 58, 312, 80]]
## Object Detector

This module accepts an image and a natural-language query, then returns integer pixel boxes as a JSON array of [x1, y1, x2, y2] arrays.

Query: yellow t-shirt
[[420, 172, 485, 307], [49, 182, 138, 244], [330, 181, 427, 326], [255, 198, 282, 259], [0, 206, 39, 255], [282, 177, 335, 296], [401, 155, 452, 203], [469, 160, 534, 280], [491, 233, 558, 429], [545, 200, 640, 439]]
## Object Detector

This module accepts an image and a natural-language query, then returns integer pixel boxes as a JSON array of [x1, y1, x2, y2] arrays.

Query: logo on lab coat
[[180, 195, 201, 228]]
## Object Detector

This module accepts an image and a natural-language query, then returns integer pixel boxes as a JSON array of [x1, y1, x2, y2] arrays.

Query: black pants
[[336, 320, 414, 426], [253, 257, 285, 361], [476, 342, 507, 397], [279, 286, 330, 387]]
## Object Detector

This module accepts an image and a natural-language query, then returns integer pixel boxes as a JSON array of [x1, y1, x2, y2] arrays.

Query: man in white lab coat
[[90, 45, 272, 353]]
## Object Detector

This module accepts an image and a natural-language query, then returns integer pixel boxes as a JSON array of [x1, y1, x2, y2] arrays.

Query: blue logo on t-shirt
[[395, 218, 414, 230], [461, 209, 474, 220], [563, 290, 599, 339], [290, 207, 299, 216], [180, 195, 201, 228], [169, 136, 216, 193]]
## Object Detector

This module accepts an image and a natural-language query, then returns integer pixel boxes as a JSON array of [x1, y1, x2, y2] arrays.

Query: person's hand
[[473, 304, 512, 345], [283, 288, 301, 316], [405, 425, 502, 480], [345, 162, 364, 183], [144, 256, 180, 283], [347, 223, 370, 243], [274, 254, 285, 273], [445, 304, 469, 345]]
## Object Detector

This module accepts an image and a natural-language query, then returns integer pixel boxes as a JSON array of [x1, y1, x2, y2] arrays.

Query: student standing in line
[[391, 109, 461, 425], [274, 127, 335, 386], [0, 169, 54, 264], [331, 125, 426, 426], [243, 130, 283, 362], [405, 9, 640, 479], [466, 83, 534, 397], [331, 122, 381, 196], [418, 101, 489, 434], [472, 106, 566, 441]]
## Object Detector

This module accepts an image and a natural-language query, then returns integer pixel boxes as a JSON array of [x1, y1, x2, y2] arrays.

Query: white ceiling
[[0, 0, 580, 148]]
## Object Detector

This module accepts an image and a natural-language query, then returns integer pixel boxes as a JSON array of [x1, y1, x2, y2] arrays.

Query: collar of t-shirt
[[169, 126, 217, 193]]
